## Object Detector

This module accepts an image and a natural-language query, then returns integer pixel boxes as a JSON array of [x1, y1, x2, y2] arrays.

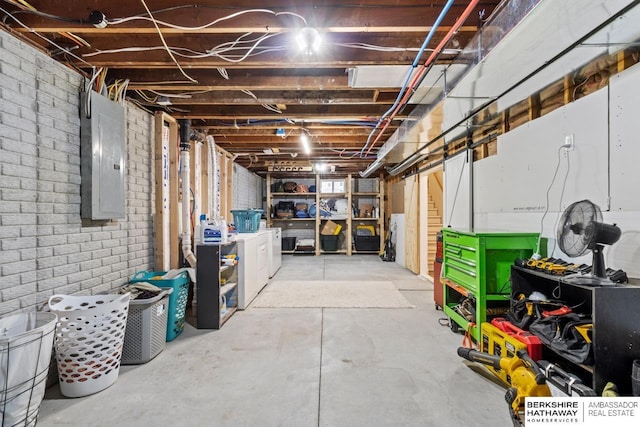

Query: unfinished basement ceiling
[[0, 0, 500, 174]]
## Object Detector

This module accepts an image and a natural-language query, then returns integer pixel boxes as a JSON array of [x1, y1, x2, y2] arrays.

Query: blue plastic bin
[[231, 209, 263, 233], [130, 271, 189, 341]]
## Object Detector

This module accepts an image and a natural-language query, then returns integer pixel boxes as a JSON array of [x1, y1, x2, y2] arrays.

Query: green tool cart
[[441, 229, 543, 341]]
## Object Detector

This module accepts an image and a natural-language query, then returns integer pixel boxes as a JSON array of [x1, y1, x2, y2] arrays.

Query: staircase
[[427, 195, 442, 277]]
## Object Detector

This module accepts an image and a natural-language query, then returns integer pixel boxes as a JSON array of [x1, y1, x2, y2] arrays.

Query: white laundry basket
[[0, 312, 57, 427], [48, 293, 130, 398]]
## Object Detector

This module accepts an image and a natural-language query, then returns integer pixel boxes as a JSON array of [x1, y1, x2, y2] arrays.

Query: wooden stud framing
[[153, 112, 180, 270], [528, 94, 541, 121], [153, 112, 167, 271], [201, 142, 209, 217], [404, 175, 419, 274]]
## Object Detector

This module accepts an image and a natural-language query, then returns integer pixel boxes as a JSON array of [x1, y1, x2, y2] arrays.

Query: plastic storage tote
[[48, 293, 130, 398], [231, 209, 263, 233], [122, 288, 172, 364], [321, 235, 339, 251], [0, 312, 57, 426], [130, 271, 190, 341]]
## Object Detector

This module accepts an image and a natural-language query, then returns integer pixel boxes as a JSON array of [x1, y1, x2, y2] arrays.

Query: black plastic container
[[355, 236, 379, 251], [282, 237, 297, 251], [321, 235, 339, 251]]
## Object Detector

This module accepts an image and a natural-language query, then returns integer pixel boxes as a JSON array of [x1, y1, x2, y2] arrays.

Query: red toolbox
[[491, 317, 543, 361]]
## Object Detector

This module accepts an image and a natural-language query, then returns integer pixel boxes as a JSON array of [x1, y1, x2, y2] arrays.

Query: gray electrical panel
[[80, 90, 126, 220]]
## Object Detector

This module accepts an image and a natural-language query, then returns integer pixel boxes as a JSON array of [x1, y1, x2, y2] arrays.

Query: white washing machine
[[267, 228, 282, 278]]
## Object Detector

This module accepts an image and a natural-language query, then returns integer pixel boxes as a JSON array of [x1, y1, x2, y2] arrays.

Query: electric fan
[[556, 199, 621, 285]]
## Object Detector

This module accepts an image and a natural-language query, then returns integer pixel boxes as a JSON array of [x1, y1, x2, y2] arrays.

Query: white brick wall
[[232, 163, 264, 210], [0, 31, 155, 315]]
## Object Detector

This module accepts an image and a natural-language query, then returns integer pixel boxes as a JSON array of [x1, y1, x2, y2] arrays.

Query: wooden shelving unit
[[266, 173, 384, 256]]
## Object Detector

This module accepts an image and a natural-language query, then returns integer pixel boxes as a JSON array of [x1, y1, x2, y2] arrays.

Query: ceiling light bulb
[[89, 10, 108, 29], [296, 27, 321, 55], [300, 132, 311, 154]]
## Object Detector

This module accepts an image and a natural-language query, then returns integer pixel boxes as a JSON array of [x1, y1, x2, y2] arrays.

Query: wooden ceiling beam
[[193, 123, 398, 131], [138, 91, 387, 106], [197, 127, 386, 136], [208, 136, 369, 144], [15, 25, 480, 35], [11, 3, 488, 34], [168, 103, 412, 116], [171, 113, 409, 121]]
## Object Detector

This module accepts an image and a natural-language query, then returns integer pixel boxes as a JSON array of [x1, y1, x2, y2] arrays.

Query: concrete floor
[[38, 255, 511, 426]]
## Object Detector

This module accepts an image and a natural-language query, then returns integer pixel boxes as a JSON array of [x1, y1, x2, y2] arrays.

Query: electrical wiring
[[208, 33, 282, 63], [82, 37, 286, 63], [550, 148, 572, 257], [86, 67, 104, 93], [572, 75, 591, 101], [241, 89, 283, 114], [535, 146, 567, 257], [58, 31, 90, 47], [135, 89, 157, 103], [334, 42, 420, 52], [360, 0, 455, 157], [1, 0, 83, 23], [108, 8, 306, 30], [217, 68, 229, 80], [138, 0, 197, 84], [149, 90, 192, 99], [335, 42, 463, 55], [362, 0, 480, 159], [0, 5, 94, 67]]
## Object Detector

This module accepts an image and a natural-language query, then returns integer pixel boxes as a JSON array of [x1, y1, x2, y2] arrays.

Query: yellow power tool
[[457, 347, 551, 427]]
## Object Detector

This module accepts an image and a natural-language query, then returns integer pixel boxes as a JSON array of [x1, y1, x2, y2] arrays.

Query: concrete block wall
[[0, 31, 155, 316]]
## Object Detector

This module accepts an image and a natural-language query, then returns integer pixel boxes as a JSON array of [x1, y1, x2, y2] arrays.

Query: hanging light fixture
[[300, 130, 311, 154], [296, 27, 321, 55]]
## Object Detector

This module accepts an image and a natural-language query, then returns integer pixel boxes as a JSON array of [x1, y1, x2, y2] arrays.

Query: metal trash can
[[0, 312, 57, 426]]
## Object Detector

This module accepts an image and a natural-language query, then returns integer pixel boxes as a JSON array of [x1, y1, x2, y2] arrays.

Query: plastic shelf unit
[[193, 242, 239, 329]]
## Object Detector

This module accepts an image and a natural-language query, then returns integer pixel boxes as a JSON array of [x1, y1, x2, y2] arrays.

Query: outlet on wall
[[564, 134, 575, 151]]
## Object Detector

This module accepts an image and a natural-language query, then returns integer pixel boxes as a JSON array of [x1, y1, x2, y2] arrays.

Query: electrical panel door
[[80, 91, 126, 220]]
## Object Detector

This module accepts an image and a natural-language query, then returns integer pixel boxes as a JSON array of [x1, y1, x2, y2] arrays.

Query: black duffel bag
[[529, 312, 593, 365]]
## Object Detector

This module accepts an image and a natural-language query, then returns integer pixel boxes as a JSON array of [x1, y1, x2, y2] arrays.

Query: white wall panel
[[609, 62, 640, 211]]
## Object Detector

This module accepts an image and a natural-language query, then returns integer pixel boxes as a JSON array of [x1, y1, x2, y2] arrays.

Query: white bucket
[[48, 293, 130, 398]]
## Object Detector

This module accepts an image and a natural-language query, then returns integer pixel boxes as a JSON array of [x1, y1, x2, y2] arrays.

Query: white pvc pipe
[[194, 141, 202, 222], [181, 149, 197, 267], [206, 135, 219, 220]]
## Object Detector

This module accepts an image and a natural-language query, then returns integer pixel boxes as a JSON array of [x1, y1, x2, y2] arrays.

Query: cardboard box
[[358, 203, 374, 217], [321, 220, 342, 235]]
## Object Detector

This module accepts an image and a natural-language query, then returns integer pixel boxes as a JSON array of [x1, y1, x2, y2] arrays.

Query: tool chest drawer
[[443, 236, 478, 292], [441, 229, 541, 342]]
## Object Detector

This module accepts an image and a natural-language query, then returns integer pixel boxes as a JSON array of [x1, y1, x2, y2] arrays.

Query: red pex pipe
[[364, 0, 481, 157]]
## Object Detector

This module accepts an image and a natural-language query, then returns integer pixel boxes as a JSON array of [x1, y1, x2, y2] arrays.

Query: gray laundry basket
[[0, 312, 57, 427], [122, 288, 172, 364]]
